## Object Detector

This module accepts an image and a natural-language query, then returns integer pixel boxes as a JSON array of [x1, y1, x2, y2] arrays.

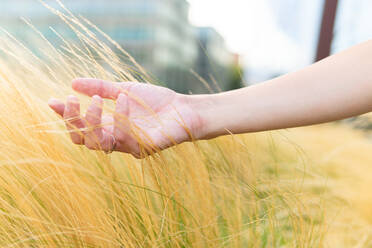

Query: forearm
[[190, 40, 372, 139]]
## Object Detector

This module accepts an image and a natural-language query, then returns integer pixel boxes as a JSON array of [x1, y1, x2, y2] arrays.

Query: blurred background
[[0, 0, 372, 93]]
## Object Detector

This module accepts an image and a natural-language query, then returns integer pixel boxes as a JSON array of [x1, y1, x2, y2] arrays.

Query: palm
[[49, 79, 201, 158], [101, 82, 198, 153], [129, 83, 196, 140]]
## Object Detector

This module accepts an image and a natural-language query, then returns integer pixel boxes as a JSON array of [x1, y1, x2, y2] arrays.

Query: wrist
[[184, 93, 227, 140]]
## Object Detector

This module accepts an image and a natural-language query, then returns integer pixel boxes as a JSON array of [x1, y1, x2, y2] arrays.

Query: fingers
[[72, 78, 134, 100], [84, 95, 104, 150], [49, 95, 115, 152], [114, 93, 140, 156], [48, 98, 65, 117], [84, 95, 116, 152], [114, 93, 130, 140], [64, 95, 85, 145], [102, 115, 114, 134]]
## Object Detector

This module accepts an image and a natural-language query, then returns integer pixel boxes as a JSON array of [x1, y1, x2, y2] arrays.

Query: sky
[[188, 0, 323, 81], [189, 0, 277, 54]]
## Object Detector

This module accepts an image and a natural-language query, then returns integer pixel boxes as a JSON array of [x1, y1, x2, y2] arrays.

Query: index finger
[[72, 78, 134, 100]]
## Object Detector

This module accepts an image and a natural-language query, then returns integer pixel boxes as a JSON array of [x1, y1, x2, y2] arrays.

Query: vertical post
[[315, 0, 339, 62]]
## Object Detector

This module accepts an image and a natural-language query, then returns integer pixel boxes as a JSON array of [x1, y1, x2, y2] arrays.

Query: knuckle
[[130, 146, 143, 159], [85, 140, 97, 150], [70, 134, 83, 145], [71, 138, 83, 145], [131, 152, 142, 159]]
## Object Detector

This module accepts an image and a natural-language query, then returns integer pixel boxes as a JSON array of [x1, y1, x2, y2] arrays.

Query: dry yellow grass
[[282, 124, 372, 247], [0, 3, 371, 247]]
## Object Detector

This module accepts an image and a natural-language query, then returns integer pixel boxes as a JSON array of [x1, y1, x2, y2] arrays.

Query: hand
[[48, 78, 203, 158]]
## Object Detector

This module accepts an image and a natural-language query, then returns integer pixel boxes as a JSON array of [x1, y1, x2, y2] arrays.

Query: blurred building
[[0, 0, 236, 93], [195, 27, 234, 92]]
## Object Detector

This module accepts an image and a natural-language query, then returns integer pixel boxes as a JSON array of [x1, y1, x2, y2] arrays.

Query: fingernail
[[92, 95, 103, 105], [48, 98, 59, 106], [92, 94, 101, 100], [67, 95, 79, 103]]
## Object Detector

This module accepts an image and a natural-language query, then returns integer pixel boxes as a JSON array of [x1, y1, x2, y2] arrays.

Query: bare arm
[[193, 40, 372, 139], [49, 41, 372, 156]]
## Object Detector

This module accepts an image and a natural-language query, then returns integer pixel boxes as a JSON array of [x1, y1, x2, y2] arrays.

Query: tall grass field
[[0, 3, 371, 247]]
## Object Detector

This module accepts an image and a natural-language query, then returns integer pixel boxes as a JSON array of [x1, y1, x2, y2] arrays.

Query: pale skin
[[49, 40, 372, 158]]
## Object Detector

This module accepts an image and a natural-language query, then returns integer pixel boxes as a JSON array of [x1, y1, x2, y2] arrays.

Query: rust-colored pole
[[315, 0, 339, 61]]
